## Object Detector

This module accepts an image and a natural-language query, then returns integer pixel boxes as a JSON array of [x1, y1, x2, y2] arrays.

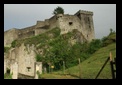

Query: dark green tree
[[110, 28, 113, 34], [53, 6, 64, 15]]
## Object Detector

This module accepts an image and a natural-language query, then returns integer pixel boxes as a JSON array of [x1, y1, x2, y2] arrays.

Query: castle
[[4, 10, 95, 47], [4, 10, 95, 79]]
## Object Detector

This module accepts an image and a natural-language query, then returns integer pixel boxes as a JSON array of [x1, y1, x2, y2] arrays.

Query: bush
[[102, 33, 116, 47], [4, 47, 10, 53], [35, 54, 43, 62], [87, 39, 102, 54], [11, 40, 17, 48], [4, 73, 12, 79]]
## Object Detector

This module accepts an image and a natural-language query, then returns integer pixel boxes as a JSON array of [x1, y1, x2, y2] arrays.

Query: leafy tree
[[110, 28, 113, 34], [53, 6, 64, 15]]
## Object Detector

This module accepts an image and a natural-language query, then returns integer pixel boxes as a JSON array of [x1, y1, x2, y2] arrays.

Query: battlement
[[74, 10, 93, 16]]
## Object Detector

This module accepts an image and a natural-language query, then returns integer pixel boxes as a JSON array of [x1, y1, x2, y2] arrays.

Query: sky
[[4, 4, 116, 39]]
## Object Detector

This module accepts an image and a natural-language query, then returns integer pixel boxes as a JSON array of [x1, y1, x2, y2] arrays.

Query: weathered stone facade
[[4, 10, 95, 79], [4, 10, 95, 47], [4, 43, 42, 79]]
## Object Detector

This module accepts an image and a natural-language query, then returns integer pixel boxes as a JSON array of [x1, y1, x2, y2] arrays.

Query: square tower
[[75, 10, 95, 42]]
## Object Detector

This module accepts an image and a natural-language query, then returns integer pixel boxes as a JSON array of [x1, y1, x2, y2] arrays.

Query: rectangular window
[[27, 67, 31, 72], [69, 22, 73, 25]]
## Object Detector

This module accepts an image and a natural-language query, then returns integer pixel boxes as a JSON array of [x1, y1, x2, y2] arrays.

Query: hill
[[4, 26, 116, 79], [40, 42, 116, 79]]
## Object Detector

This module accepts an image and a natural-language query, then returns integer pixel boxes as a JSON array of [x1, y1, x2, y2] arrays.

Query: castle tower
[[75, 10, 95, 42]]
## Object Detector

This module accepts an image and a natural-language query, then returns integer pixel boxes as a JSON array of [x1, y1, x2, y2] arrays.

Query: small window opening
[[69, 22, 73, 25], [88, 17, 90, 22], [27, 67, 31, 72], [7, 68, 10, 74], [87, 35, 88, 38], [33, 31, 35, 35], [89, 25, 91, 28]]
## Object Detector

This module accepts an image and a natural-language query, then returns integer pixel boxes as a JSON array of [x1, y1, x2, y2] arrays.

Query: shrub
[[102, 33, 116, 47], [4, 47, 10, 53], [35, 54, 43, 62], [87, 39, 102, 54], [11, 40, 17, 48]]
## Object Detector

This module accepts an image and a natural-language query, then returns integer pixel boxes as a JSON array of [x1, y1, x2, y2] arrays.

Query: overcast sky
[[4, 4, 116, 39]]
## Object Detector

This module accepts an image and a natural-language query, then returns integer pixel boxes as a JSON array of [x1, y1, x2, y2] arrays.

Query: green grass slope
[[41, 43, 116, 79], [65, 43, 116, 79]]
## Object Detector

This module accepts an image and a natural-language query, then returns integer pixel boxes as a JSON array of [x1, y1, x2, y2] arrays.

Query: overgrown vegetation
[[10, 27, 60, 47], [4, 73, 12, 79], [11, 40, 17, 48], [7, 27, 116, 79], [102, 29, 116, 47], [35, 54, 45, 62], [41, 42, 116, 79], [35, 29, 106, 72], [4, 47, 10, 53], [39, 29, 116, 79]]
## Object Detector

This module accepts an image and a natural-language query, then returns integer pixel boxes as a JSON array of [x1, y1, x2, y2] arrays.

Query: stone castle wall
[[75, 10, 95, 42], [57, 14, 82, 34], [17, 44, 36, 76], [4, 10, 95, 78], [4, 43, 36, 77], [17, 25, 36, 40], [4, 10, 95, 47], [4, 25, 36, 46], [4, 28, 18, 47]]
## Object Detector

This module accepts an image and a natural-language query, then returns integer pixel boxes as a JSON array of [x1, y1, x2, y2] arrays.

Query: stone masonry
[[4, 10, 95, 47], [4, 10, 95, 79]]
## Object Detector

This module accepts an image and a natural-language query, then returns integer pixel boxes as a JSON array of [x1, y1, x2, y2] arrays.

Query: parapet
[[74, 10, 93, 16]]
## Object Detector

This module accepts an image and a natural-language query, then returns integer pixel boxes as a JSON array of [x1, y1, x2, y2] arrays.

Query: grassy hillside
[[41, 43, 116, 79], [65, 43, 116, 79]]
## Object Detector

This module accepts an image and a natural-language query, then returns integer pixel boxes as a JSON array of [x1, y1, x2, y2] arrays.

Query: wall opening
[[69, 22, 73, 25], [27, 67, 31, 72], [89, 25, 91, 29], [88, 17, 90, 22], [87, 35, 89, 38], [6, 68, 10, 74], [33, 31, 35, 35]]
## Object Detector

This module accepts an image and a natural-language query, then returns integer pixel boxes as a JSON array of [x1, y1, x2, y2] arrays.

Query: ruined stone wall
[[35, 21, 46, 28], [35, 16, 58, 35], [75, 10, 95, 42], [4, 10, 95, 79], [58, 14, 83, 34], [48, 15, 59, 29], [4, 25, 36, 47], [4, 28, 19, 47], [11, 62, 18, 79], [4, 43, 40, 78], [18, 25, 36, 40], [4, 48, 17, 70], [4, 57, 6, 74], [4, 10, 95, 47], [35, 20, 50, 35], [16, 43, 36, 76], [35, 62, 42, 79]]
